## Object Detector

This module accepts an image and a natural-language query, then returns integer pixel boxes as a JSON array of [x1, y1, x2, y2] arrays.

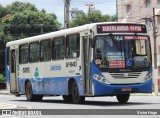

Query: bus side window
[[52, 37, 64, 60], [19, 44, 28, 64], [66, 34, 80, 58], [40, 39, 51, 61], [29, 42, 40, 63], [10, 50, 15, 73]]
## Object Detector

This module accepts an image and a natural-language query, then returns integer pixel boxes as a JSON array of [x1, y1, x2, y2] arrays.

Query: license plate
[[121, 88, 132, 91]]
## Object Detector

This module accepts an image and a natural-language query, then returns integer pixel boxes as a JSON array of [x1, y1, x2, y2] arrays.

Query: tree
[[0, 5, 10, 19], [69, 12, 117, 27], [1, 10, 61, 41], [0, 1, 61, 75], [0, 1, 61, 42]]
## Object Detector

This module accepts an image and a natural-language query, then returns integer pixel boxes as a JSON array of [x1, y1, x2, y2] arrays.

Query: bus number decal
[[66, 62, 77, 67], [23, 67, 30, 73]]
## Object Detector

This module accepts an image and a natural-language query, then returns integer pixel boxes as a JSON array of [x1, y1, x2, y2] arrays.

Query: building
[[70, 8, 85, 19], [117, 0, 160, 91], [70, 7, 100, 19]]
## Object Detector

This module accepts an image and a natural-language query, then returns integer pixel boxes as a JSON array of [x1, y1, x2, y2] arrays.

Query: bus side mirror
[[91, 39, 95, 48]]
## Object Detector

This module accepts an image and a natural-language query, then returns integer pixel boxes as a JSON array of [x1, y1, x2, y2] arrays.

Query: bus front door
[[10, 49, 18, 93], [82, 37, 92, 94]]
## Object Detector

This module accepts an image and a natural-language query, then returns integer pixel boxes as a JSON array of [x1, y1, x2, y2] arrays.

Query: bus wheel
[[62, 95, 72, 103], [71, 81, 85, 104], [116, 94, 130, 103], [34, 95, 43, 101], [26, 81, 36, 101]]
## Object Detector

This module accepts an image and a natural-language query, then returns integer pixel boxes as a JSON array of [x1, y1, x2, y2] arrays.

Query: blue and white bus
[[5, 22, 152, 104]]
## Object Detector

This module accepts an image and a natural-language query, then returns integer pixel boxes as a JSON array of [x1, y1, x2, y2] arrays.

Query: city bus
[[5, 22, 152, 104]]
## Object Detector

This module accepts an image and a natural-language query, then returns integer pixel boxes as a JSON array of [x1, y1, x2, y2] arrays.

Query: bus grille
[[109, 72, 141, 79]]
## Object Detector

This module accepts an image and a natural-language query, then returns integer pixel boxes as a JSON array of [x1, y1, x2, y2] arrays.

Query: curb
[[0, 103, 31, 109], [0, 103, 17, 109], [0, 90, 12, 95]]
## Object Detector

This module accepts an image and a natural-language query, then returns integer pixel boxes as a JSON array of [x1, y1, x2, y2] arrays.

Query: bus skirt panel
[[93, 78, 152, 96], [17, 75, 84, 95]]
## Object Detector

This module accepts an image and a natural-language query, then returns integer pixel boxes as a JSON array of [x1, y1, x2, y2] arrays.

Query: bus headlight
[[93, 74, 109, 84], [144, 73, 152, 82]]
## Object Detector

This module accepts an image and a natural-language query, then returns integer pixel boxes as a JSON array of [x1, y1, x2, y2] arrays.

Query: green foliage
[[0, 74, 5, 83], [0, 1, 61, 42], [70, 12, 117, 28], [6, 1, 38, 13]]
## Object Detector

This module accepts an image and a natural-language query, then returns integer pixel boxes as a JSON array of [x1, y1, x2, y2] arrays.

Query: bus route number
[[114, 36, 123, 41]]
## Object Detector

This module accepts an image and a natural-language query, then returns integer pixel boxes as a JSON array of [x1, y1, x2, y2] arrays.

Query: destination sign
[[97, 24, 147, 33]]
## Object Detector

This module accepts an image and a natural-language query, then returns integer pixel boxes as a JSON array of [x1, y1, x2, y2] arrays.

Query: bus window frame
[[65, 34, 80, 59], [19, 43, 29, 64], [40, 39, 52, 62], [29, 41, 40, 63], [52, 36, 65, 60]]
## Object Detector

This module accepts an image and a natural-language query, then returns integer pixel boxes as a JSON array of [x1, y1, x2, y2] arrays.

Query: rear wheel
[[71, 81, 85, 104], [116, 94, 130, 103], [62, 95, 72, 103], [26, 81, 43, 101]]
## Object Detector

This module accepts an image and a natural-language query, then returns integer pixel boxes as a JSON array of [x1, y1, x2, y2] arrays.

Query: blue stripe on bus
[[18, 75, 84, 95]]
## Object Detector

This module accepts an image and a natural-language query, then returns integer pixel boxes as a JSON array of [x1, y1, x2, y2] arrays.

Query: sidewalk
[[0, 89, 11, 95]]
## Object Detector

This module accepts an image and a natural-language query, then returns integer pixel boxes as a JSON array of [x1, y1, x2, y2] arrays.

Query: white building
[[117, 0, 160, 90]]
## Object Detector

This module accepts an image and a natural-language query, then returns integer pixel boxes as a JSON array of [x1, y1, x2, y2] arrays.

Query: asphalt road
[[0, 94, 160, 118]]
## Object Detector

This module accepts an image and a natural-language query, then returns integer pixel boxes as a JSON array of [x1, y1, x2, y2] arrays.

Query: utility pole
[[40, 24, 43, 34], [64, 0, 70, 29], [116, 0, 118, 21], [152, 8, 158, 95]]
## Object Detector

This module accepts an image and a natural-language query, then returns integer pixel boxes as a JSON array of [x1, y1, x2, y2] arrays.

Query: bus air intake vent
[[110, 72, 141, 79]]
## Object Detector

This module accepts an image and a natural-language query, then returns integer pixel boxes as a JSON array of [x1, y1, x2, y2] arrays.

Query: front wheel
[[71, 81, 85, 104], [116, 94, 130, 103]]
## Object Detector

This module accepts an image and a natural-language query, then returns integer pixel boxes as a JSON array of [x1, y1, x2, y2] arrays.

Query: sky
[[0, 0, 116, 25]]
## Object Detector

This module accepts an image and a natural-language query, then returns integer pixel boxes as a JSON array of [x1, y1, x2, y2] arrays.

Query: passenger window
[[29, 42, 40, 62], [66, 34, 80, 58], [10, 50, 15, 73], [40, 40, 51, 61], [19, 44, 29, 64], [19, 44, 28, 64], [52, 37, 64, 60]]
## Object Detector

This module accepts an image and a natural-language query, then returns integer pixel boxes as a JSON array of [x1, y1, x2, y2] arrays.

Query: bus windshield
[[94, 35, 151, 69]]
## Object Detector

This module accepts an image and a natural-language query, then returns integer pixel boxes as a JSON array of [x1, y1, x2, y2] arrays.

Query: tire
[[15, 94, 20, 97], [71, 81, 85, 104], [25, 81, 43, 101], [62, 95, 72, 103], [34, 95, 43, 101], [116, 94, 130, 104]]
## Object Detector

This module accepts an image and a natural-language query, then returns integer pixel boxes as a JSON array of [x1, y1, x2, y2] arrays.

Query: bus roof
[[6, 22, 146, 47]]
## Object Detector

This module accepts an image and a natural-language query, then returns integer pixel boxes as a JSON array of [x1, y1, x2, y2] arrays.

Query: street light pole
[[152, 8, 158, 95], [64, 0, 70, 29]]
